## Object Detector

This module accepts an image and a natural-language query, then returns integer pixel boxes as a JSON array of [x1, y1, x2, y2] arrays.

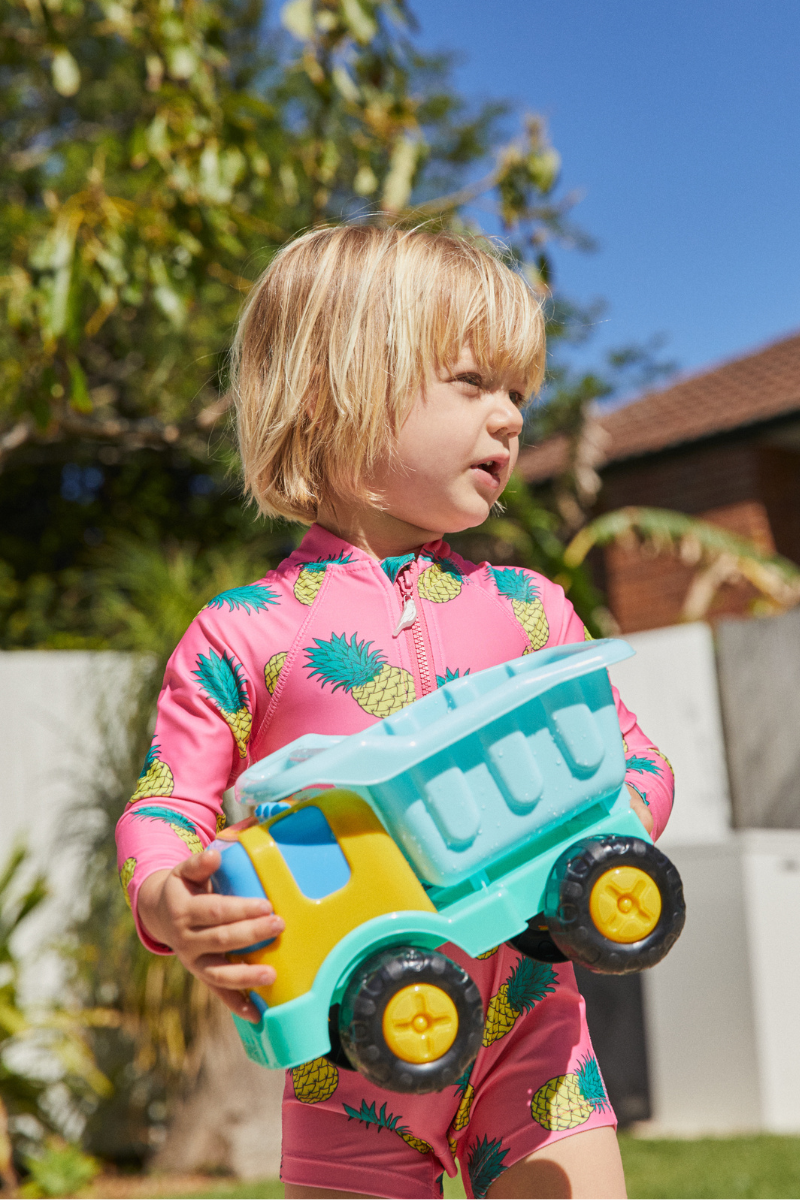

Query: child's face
[[377, 347, 525, 536]]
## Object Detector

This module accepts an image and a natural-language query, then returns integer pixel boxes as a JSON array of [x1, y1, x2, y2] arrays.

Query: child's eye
[[453, 373, 483, 390], [510, 391, 525, 407]]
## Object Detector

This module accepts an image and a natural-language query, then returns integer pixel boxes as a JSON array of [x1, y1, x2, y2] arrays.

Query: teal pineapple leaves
[[203, 583, 279, 615], [193, 648, 252, 757]]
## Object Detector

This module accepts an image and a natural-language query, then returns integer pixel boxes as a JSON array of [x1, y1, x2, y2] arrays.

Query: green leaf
[[67, 357, 92, 413]]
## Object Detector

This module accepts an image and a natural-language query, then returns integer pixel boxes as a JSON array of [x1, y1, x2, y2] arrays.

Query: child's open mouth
[[471, 458, 504, 488]]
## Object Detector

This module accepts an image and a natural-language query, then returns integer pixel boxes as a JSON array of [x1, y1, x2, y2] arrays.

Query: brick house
[[518, 332, 800, 633]]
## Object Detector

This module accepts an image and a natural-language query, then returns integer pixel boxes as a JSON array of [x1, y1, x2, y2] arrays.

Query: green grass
[[156, 1136, 800, 1199], [620, 1133, 800, 1199]]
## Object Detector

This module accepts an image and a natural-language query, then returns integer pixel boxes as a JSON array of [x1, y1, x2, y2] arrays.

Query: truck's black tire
[[339, 946, 484, 1094], [543, 835, 685, 974], [325, 1004, 356, 1070]]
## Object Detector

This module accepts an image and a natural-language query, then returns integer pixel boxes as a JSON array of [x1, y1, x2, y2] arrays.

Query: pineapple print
[[305, 632, 415, 717], [344, 1100, 432, 1155], [120, 857, 136, 909], [530, 1053, 610, 1131], [202, 584, 279, 615], [129, 740, 174, 804], [294, 551, 352, 606], [467, 1134, 509, 1199], [264, 651, 288, 695], [193, 649, 252, 757], [380, 553, 414, 583], [418, 556, 462, 602], [436, 666, 469, 688], [132, 805, 203, 854], [216, 812, 227, 834], [483, 957, 557, 1046], [452, 1065, 475, 1132], [291, 1057, 339, 1104], [626, 754, 662, 777], [491, 568, 549, 652], [657, 748, 675, 776], [475, 946, 498, 960]]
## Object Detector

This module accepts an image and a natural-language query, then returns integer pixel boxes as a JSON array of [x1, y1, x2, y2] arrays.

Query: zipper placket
[[394, 560, 434, 697]]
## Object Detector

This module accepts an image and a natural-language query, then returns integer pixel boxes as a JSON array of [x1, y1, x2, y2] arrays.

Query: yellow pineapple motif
[[193, 648, 252, 757], [452, 1066, 475, 1131], [216, 812, 227, 834], [294, 552, 352, 606], [344, 1100, 432, 1154], [291, 1057, 339, 1103], [418, 557, 462, 602], [476, 946, 498, 960], [483, 958, 556, 1047], [491, 568, 549, 652], [530, 1054, 609, 1131], [264, 651, 288, 695], [129, 741, 174, 804], [120, 857, 136, 909], [448, 1133, 458, 1159], [305, 632, 415, 717]]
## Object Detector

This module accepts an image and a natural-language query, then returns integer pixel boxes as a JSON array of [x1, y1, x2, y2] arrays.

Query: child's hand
[[136, 849, 284, 1023], [626, 784, 654, 835]]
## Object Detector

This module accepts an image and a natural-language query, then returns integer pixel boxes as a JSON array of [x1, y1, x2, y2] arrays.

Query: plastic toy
[[210, 638, 685, 1094]]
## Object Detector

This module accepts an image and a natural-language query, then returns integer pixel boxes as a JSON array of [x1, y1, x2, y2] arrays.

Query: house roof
[[518, 329, 800, 484]]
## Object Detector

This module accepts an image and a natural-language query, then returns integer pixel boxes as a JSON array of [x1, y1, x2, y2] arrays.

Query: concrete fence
[[2, 608, 799, 1155]]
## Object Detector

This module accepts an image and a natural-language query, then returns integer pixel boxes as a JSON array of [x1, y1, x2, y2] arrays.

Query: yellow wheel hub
[[589, 866, 662, 943], [382, 984, 458, 1063]]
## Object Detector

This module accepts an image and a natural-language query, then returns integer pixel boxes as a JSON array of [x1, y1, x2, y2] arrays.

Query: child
[[117, 225, 672, 1200]]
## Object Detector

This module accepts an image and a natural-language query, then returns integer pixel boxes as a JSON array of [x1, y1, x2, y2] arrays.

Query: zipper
[[393, 561, 434, 697]]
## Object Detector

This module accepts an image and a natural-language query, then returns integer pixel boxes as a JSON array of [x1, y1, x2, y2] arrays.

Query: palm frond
[[565, 506, 800, 619]]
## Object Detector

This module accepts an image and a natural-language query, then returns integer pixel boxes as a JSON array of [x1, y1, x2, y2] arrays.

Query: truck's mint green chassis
[[233, 786, 648, 1070]]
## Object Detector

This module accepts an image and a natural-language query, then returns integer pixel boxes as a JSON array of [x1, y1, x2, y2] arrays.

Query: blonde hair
[[231, 224, 546, 522]]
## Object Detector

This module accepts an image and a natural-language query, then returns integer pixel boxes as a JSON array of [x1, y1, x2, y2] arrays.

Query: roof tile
[[519, 330, 800, 483]]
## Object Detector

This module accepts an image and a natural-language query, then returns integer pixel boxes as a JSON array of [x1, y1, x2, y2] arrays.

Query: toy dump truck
[[210, 638, 685, 1094]]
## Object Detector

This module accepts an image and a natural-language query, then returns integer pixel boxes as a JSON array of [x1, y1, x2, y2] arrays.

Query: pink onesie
[[116, 524, 673, 1198]]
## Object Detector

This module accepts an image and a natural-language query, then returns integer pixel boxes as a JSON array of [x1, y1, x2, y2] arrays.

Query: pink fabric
[[116, 523, 674, 950], [281, 949, 616, 1199]]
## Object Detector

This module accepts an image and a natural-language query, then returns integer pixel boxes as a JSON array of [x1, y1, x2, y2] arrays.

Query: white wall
[[0, 650, 137, 1001], [608, 622, 733, 846], [643, 832, 800, 1135]]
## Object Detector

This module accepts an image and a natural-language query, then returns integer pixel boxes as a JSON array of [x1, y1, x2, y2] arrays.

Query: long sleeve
[[116, 609, 258, 952], [539, 574, 674, 842]]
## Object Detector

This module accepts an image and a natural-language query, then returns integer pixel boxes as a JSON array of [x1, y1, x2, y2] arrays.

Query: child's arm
[[137, 851, 283, 1022], [539, 575, 675, 841], [116, 609, 285, 1018]]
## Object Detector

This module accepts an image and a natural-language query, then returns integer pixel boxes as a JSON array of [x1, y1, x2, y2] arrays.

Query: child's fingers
[[195, 953, 277, 994], [190, 913, 284, 955], [186, 890, 277, 928], [205, 981, 266, 1024], [174, 848, 222, 885]]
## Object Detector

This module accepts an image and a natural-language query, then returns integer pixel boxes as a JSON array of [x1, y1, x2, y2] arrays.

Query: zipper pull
[[393, 596, 417, 637], [393, 565, 417, 637]]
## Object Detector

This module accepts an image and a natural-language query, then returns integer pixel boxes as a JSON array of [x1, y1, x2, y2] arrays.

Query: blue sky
[[409, 0, 800, 381]]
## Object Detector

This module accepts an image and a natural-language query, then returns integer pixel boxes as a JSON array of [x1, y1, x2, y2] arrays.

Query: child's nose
[[488, 391, 524, 434]]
